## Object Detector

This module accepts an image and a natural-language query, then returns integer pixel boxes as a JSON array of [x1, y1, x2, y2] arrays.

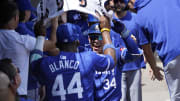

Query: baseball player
[[30, 16, 117, 101], [87, 21, 143, 100], [109, 0, 146, 100]]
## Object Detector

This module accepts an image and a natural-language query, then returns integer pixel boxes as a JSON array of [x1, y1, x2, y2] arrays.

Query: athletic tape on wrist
[[35, 36, 45, 51], [103, 44, 115, 52]]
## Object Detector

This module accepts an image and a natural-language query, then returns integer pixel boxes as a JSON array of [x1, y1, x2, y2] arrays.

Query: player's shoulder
[[40, 55, 59, 63], [79, 51, 107, 59]]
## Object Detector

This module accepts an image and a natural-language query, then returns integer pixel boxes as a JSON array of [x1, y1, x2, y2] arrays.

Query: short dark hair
[[19, 11, 26, 22], [0, 1, 18, 28], [0, 59, 16, 81]]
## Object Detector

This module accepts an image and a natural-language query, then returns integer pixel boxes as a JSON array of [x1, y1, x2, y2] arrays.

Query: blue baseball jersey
[[15, 22, 35, 37], [31, 51, 115, 101], [93, 29, 143, 100], [94, 47, 124, 101], [78, 35, 92, 52], [25, 21, 35, 32], [94, 66, 122, 101], [136, 0, 180, 66], [94, 44, 143, 100], [110, 30, 122, 48], [114, 12, 146, 71]]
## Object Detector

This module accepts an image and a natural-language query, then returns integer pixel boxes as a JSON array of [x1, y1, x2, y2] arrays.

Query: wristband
[[101, 28, 110, 33], [35, 36, 45, 51], [103, 44, 115, 52]]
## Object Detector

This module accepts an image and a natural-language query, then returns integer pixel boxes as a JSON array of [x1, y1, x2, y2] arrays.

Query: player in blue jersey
[[87, 22, 143, 100], [119, 0, 180, 100], [29, 16, 117, 101], [109, 0, 164, 79], [109, 1, 146, 100], [78, 14, 96, 52]]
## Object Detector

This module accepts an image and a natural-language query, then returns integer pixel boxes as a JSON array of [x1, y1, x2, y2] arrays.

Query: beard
[[114, 2, 129, 13]]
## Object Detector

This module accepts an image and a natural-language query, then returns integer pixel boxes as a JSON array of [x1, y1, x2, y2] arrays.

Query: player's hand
[[99, 16, 111, 29], [34, 20, 46, 37], [149, 66, 164, 81], [51, 16, 59, 30]]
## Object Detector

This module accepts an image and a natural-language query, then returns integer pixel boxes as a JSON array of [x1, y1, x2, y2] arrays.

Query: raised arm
[[43, 17, 58, 52], [30, 19, 46, 63], [99, 16, 117, 65]]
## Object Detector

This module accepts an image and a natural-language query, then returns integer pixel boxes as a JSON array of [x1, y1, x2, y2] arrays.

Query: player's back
[[36, 51, 114, 101], [94, 65, 122, 101]]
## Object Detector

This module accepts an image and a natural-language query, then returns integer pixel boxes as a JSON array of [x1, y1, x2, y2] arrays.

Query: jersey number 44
[[52, 72, 84, 100]]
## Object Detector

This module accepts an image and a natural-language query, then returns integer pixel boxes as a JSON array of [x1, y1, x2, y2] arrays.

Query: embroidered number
[[52, 72, 83, 100], [103, 77, 116, 90]]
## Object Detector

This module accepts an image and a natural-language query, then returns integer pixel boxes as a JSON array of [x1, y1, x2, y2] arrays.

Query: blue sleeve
[[25, 21, 34, 32], [16, 23, 35, 37], [136, 26, 150, 46], [116, 47, 143, 64], [93, 53, 115, 71], [30, 50, 45, 85], [134, 13, 150, 46], [121, 48, 143, 62], [122, 34, 140, 54], [111, 20, 141, 54], [30, 58, 45, 85], [30, 49, 43, 63]]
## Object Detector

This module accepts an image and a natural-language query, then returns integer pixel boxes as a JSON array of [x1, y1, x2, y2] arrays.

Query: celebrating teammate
[[30, 15, 116, 101]]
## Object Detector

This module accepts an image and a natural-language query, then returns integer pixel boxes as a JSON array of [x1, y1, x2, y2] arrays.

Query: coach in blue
[[30, 16, 117, 101], [131, 0, 180, 101]]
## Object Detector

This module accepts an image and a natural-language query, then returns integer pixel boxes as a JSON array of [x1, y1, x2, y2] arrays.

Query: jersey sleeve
[[21, 35, 36, 51], [136, 27, 150, 46], [116, 47, 143, 64], [30, 58, 45, 85], [135, 14, 150, 46], [93, 53, 115, 71], [30, 49, 45, 85]]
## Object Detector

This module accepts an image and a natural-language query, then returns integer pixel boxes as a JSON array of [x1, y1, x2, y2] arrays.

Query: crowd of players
[[0, 0, 180, 101]]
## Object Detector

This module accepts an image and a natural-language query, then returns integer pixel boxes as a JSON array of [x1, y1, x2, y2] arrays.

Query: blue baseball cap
[[57, 23, 81, 43], [87, 14, 99, 23], [87, 23, 101, 35], [16, 0, 35, 11]]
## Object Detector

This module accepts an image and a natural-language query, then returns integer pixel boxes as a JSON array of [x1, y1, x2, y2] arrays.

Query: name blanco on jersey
[[49, 60, 80, 72]]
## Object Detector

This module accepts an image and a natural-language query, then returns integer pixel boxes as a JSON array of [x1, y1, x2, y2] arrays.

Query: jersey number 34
[[52, 72, 84, 100]]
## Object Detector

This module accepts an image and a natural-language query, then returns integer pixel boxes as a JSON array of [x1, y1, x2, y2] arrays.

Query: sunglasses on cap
[[89, 34, 103, 40]]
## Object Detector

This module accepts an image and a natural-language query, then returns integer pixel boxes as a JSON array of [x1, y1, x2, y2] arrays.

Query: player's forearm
[[102, 30, 117, 65], [43, 17, 58, 51], [99, 16, 116, 65], [30, 36, 45, 63], [141, 44, 157, 70]]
